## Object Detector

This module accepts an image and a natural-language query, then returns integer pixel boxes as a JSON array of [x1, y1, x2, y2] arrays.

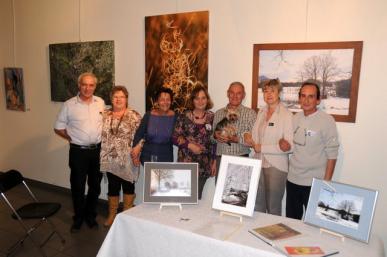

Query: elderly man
[[286, 82, 339, 220], [54, 72, 105, 232], [213, 81, 256, 177]]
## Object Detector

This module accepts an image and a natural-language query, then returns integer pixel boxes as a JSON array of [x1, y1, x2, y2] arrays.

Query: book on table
[[249, 223, 301, 244]]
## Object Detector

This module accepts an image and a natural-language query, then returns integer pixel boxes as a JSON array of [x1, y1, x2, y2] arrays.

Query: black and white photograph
[[143, 162, 198, 204], [221, 163, 252, 207], [212, 155, 261, 217], [150, 168, 191, 197], [316, 188, 363, 229], [304, 179, 378, 243]]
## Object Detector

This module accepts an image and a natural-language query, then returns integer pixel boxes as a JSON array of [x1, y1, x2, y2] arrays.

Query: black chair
[[0, 169, 65, 257]]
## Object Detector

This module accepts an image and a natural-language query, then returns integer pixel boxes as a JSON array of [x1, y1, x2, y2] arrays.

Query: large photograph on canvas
[[145, 11, 209, 113]]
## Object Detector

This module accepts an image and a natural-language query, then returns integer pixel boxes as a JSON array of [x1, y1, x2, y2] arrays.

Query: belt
[[70, 143, 101, 150]]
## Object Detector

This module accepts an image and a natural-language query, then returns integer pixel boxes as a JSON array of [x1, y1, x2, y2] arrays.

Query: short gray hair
[[78, 72, 98, 85]]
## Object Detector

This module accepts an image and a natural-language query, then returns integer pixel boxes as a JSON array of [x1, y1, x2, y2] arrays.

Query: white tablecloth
[[97, 202, 384, 257]]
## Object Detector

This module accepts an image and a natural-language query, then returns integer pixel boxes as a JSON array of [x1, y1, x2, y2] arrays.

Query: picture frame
[[212, 155, 261, 217], [3, 67, 26, 112], [252, 41, 363, 123], [143, 162, 198, 204], [304, 178, 378, 243]]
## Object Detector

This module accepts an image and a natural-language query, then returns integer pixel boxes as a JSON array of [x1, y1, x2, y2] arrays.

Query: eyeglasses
[[293, 126, 307, 146]]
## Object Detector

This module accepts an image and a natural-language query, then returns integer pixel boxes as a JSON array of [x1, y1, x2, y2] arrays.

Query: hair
[[186, 85, 214, 110], [228, 81, 245, 94], [299, 81, 321, 100], [154, 87, 174, 102], [262, 78, 282, 93], [77, 72, 98, 85]]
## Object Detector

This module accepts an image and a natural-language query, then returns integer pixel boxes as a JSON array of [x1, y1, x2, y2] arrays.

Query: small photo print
[[316, 188, 363, 229], [150, 169, 191, 197], [221, 163, 253, 207], [4, 68, 25, 111]]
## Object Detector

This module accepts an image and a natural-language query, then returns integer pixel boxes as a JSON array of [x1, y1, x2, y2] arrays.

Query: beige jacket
[[251, 103, 293, 172]]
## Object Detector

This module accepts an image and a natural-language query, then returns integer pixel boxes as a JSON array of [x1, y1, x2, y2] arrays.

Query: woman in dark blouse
[[172, 85, 216, 199], [132, 87, 176, 165]]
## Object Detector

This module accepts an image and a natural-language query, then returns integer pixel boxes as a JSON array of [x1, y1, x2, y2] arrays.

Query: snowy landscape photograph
[[150, 169, 191, 197]]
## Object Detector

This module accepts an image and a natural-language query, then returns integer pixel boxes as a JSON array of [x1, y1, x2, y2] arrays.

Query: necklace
[[193, 111, 206, 120], [110, 111, 125, 135]]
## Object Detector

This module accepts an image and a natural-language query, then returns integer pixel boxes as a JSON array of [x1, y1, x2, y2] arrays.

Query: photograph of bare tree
[[150, 168, 191, 197], [49, 40, 114, 104], [145, 11, 209, 113], [252, 42, 362, 122], [316, 188, 363, 229], [221, 163, 253, 207], [304, 178, 378, 243]]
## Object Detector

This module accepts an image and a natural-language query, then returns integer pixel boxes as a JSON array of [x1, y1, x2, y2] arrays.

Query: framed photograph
[[252, 41, 363, 123], [4, 67, 26, 111], [143, 162, 198, 204], [304, 178, 378, 243], [212, 155, 261, 217]]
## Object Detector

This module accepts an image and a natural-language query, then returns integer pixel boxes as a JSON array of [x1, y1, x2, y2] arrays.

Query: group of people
[[54, 72, 339, 233]]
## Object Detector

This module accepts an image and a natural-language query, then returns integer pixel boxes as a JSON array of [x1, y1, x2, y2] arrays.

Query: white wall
[[1, 0, 386, 249]]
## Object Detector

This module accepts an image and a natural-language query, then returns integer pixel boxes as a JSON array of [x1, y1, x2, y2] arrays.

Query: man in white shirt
[[54, 72, 105, 232]]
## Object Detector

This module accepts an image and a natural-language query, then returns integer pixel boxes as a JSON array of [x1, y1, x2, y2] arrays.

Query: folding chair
[[0, 169, 65, 257]]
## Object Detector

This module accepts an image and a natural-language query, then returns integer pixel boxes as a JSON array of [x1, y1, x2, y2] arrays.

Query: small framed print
[[212, 155, 262, 217], [143, 162, 198, 204], [304, 178, 378, 243]]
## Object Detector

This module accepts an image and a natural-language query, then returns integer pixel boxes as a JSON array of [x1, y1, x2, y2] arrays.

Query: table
[[97, 202, 384, 257]]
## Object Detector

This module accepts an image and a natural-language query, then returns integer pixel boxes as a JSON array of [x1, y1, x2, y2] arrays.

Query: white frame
[[212, 155, 261, 217], [304, 178, 378, 243], [143, 162, 198, 204]]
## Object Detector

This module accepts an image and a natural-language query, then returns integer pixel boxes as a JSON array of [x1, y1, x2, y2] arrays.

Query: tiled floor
[[0, 182, 110, 257]]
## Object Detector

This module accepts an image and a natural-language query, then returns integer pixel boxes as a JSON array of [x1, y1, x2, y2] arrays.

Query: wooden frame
[[212, 155, 261, 217], [143, 162, 198, 204], [304, 178, 378, 243], [252, 41, 363, 123]]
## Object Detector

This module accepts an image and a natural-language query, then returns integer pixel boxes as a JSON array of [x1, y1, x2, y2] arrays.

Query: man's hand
[[214, 131, 229, 143], [279, 138, 291, 152], [54, 129, 72, 142], [243, 132, 254, 147]]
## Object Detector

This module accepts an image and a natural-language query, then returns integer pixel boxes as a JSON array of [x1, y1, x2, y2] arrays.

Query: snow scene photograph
[[257, 48, 355, 115], [150, 169, 191, 197], [315, 188, 363, 229], [221, 163, 253, 207]]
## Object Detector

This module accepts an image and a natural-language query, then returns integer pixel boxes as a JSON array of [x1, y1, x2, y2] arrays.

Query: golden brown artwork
[[145, 11, 209, 113]]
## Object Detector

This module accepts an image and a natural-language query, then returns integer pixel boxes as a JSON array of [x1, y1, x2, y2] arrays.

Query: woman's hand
[[243, 132, 254, 147], [188, 142, 204, 154], [131, 144, 141, 160], [253, 143, 261, 153], [279, 138, 291, 152], [210, 160, 217, 177]]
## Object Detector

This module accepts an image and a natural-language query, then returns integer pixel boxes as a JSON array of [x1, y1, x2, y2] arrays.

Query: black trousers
[[286, 180, 311, 220], [107, 172, 135, 196], [69, 146, 102, 223]]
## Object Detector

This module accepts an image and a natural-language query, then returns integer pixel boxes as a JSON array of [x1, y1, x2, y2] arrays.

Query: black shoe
[[85, 219, 99, 229], [70, 220, 83, 233]]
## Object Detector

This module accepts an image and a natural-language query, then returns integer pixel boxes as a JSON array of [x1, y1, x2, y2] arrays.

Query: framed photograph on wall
[[304, 178, 378, 243], [212, 155, 261, 217], [143, 162, 198, 204], [251, 41, 363, 123], [3, 67, 26, 111]]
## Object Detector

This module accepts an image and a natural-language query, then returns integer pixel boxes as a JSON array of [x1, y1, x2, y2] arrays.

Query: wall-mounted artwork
[[3, 67, 25, 111], [49, 41, 114, 104], [252, 42, 363, 123], [145, 11, 209, 113]]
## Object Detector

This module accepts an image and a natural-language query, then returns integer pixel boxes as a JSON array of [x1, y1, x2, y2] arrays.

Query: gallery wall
[[0, 0, 386, 249]]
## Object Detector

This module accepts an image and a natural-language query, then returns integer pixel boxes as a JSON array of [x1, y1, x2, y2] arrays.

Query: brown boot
[[123, 194, 135, 211], [104, 196, 119, 227]]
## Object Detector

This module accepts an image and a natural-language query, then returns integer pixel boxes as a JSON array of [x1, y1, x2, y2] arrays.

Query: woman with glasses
[[244, 79, 293, 215], [100, 86, 141, 226]]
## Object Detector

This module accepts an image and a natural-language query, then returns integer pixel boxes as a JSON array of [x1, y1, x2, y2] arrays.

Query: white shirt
[[54, 95, 105, 145]]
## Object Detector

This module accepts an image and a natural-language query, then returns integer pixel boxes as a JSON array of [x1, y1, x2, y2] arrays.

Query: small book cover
[[249, 223, 301, 242], [285, 246, 324, 255]]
